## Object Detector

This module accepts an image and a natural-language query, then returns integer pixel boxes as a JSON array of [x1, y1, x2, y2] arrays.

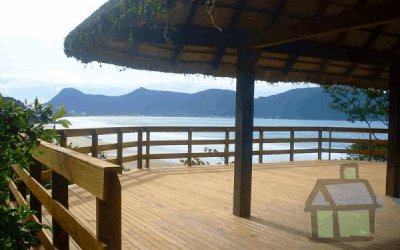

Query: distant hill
[[45, 87, 349, 120], [0, 94, 25, 108]]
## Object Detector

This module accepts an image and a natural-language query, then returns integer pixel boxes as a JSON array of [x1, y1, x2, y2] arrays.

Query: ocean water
[[50, 116, 388, 165]]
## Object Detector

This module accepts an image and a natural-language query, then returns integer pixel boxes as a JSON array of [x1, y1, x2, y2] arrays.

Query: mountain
[[0, 94, 26, 108], [46, 87, 349, 120]]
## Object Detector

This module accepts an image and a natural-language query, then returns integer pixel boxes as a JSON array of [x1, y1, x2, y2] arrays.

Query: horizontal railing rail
[[8, 139, 122, 250], [52, 126, 388, 169]]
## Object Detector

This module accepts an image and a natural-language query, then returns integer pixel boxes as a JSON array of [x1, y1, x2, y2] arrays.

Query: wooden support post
[[259, 128, 263, 164], [138, 128, 143, 169], [318, 128, 322, 160], [52, 171, 69, 250], [188, 128, 192, 167], [290, 128, 294, 161], [117, 128, 123, 167], [92, 129, 98, 159], [368, 129, 372, 162], [146, 127, 150, 168], [96, 170, 122, 250], [16, 178, 27, 201], [225, 128, 229, 165], [30, 159, 42, 223], [329, 128, 332, 161], [386, 64, 400, 197], [60, 129, 67, 148], [233, 47, 256, 217]]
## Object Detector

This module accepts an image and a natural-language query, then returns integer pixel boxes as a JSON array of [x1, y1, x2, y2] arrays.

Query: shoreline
[[66, 136, 179, 170]]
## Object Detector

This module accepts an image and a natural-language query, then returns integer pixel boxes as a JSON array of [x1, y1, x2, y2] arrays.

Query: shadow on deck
[[41, 160, 400, 249]]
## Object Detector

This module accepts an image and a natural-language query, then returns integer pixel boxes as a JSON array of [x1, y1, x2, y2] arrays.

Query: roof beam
[[285, 0, 331, 76], [249, 2, 400, 49], [212, 0, 250, 71], [372, 37, 400, 80], [317, 0, 369, 78], [116, 27, 396, 66], [171, 0, 201, 67], [344, 24, 385, 79]]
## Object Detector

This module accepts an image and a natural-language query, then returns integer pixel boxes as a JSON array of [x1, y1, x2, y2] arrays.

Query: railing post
[[225, 128, 229, 165], [369, 129, 372, 162], [60, 129, 67, 148], [138, 128, 143, 169], [52, 171, 69, 250], [259, 128, 263, 164], [290, 128, 294, 161], [30, 159, 42, 223], [96, 170, 121, 250], [318, 128, 322, 160], [188, 128, 192, 167], [146, 127, 150, 168], [117, 128, 123, 167], [92, 129, 98, 159], [329, 128, 332, 161], [15, 175, 27, 201]]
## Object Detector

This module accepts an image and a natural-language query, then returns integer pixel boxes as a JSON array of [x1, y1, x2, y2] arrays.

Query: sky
[[0, 0, 320, 106]]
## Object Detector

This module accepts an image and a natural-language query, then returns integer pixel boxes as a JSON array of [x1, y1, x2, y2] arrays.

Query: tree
[[322, 85, 388, 161], [0, 94, 71, 249]]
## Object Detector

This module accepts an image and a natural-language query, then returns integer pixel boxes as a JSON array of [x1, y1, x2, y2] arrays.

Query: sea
[[49, 116, 388, 165]]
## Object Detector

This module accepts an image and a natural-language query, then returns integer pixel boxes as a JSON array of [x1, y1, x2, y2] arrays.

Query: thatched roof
[[64, 0, 400, 90]]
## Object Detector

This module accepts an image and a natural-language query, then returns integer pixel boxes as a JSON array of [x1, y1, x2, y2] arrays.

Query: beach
[[64, 136, 179, 170]]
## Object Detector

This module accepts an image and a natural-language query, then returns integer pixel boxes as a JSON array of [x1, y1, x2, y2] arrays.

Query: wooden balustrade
[[7, 140, 122, 250], [53, 126, 388, 169]]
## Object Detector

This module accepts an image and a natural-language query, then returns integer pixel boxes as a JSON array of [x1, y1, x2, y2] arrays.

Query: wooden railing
[[53, 126, 389, 169], [8, 139, 122, 250]]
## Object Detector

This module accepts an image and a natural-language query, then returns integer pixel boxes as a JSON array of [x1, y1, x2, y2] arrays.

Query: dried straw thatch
[[64, 0, 400, 90]]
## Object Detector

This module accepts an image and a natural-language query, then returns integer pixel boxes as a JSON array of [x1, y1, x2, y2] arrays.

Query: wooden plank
[[318, 128, 322, 160], [290, 128, 294, 161], [52, 170, 69, 250], [321, 138, 388, 145], [258, 129, 263, 164], [8, 180, 55, 250], [97, 170, 121, 250], [41, 170, 52, 182], [30, 159, 42, 223], [92, 129, 98, 159], [250, 2, 400, 49], [328, 149, 387, 155], [60, 130, 67, 148], [117, 128, 123, 167], [188, 128, 192, 167], [233, 47, 256, 217], [387, 65, 400, 197], [146, 128, 150, 168], [10, 164, 107, 250], [32, 140, 122, 201]]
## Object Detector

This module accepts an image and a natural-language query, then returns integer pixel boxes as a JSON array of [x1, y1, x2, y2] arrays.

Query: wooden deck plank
[[37, 160, 400, 249]]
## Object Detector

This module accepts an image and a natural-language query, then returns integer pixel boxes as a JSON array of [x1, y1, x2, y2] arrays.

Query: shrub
[[0, 94, 70, 249], [180, 146, 234, 166], [346, 143, 388, 162]]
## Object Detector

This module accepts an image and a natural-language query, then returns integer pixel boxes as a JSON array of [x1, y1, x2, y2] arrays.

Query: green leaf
[[51, 109, 66, 122]]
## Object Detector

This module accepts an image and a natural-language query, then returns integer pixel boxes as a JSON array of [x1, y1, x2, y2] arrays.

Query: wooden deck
[[39, 160, 400, 249]]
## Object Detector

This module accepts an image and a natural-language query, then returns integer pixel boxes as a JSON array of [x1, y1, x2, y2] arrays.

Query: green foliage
[[345, 143, 388, 162], [180, 146, 234, 166], [322, 85, 388, 138], [0, 94, 70, 249], [0, 205, 52, 249], [322, 85, 388, 162]]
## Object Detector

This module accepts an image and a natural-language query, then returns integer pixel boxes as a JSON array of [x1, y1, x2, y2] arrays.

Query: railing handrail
[[51, 126, 388, 169], [8, 139, 122, 250]]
